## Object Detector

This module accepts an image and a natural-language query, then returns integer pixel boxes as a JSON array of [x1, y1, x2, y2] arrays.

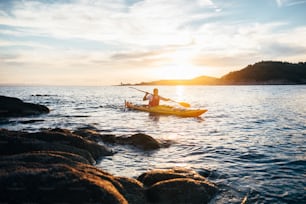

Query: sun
[[153, 49, 204, 80]]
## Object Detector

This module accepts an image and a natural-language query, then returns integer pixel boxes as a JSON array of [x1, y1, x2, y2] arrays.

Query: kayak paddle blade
[[178, 102, 191, 108]]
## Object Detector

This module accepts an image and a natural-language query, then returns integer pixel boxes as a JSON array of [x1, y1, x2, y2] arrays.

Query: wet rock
[[0, 128, 113, 164], [115, 177, 145, 204], [118, 133, 161, 150], [74, 128, 170, 151], [146, 178, 217, 204], [0, 151, 91, 166], [73, 128, 116, 143], [0, 128, 217, 204], [32, 129, 113, 160], [138, 167, 207, 187], [0, 95, 49, 117], [138, 167, 218, 204], [0, 129, 146, 204], [70, 164, 145, 204], [138, 169, 189, 187], [0, 155, 128, 204]]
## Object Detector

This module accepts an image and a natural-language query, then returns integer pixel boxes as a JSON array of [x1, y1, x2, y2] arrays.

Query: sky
[[0, 0, 306, 85]]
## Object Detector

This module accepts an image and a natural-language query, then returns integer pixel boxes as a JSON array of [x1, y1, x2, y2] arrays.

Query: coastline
[[0, 128, 218, 204], [0, 95, 218, 203]]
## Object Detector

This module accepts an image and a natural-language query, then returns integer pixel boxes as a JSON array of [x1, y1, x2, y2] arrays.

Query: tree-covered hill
[[220, 61, 306, 84]]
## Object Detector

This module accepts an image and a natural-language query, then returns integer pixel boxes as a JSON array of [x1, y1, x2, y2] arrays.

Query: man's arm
[[160, 96, 170, 101], [143, 92, 149, 101]]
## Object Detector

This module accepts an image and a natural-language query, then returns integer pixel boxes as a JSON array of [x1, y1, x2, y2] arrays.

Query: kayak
[[125, 101, 207, 117]]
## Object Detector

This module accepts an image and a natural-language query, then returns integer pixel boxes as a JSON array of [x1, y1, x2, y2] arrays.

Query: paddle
[[129, 87, 191, 108]]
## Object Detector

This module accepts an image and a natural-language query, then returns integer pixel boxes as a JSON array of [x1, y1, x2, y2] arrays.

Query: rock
[[0, 128, 218, 204], [0, 154, 128, 204], [146, 178, 217, 204], [74, 128, 170, 151], [0, 151, 91, 166], [0, 95, 49, 117], [115, 177, 145, 204], [0, 129, 146, 204], [70, 164, 145, 204], [138, 167, 208, 187], [0, 128, 113, 164], [138, 167, 218, 204], [120, 133, 173, 150], [73, 128, 117, 143], [32, 129, 113, 161], [138, 169, 189, 187], [118, 133, 161, 150]]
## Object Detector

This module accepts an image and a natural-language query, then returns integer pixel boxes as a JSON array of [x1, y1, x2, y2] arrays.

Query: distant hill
[[220, 61, 306, 85], [132, 61, 306, 85], [137, 76, 219, 85]]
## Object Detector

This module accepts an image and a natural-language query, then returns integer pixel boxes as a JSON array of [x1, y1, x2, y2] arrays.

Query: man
[[143, 88, 170, 107]]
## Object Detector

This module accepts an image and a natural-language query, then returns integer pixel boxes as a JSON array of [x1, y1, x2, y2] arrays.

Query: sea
[[0, 85, 305, 204]]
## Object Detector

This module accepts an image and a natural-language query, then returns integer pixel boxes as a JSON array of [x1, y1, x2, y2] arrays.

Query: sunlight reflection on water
[[175, 85, 185, 101]]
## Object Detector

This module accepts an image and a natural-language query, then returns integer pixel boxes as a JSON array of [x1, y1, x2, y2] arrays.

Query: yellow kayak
[[125, 101, 207, 117]]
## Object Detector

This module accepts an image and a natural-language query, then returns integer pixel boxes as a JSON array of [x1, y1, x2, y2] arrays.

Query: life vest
[[149, 95, 160, 107]]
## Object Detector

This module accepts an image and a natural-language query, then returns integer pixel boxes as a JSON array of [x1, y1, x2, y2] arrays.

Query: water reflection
[[175, 85, 185, 101], [148, 113, 160, 122]]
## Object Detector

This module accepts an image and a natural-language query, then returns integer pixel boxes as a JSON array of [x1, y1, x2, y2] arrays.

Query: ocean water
[[0, 85, 305, 203]]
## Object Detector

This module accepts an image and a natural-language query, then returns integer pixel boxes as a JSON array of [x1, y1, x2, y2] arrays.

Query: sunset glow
[[154, 65, 205, 80], [0, 0, 306, 85]]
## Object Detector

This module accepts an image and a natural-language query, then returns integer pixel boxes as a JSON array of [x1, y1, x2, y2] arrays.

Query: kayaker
[[143, 88, 170, 107]]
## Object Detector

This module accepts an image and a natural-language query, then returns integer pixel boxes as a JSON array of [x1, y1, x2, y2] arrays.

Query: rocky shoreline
[[0, 128, 218, 204], [0, 95, 218, 203]]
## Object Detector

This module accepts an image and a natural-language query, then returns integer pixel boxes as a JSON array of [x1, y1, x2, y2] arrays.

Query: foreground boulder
[[0, 128, 113, 164], [0, 129, 145, 204], [0, 95, 49, 117], [0, 129, 217, 204], [0, 152, 145, 204], [138, 167, 218, 204]]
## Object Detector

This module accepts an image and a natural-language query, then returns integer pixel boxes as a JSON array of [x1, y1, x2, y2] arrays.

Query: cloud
[[0, 0, 221, 47], [275, 0, 306, 7], [191, 21, 306, 73], [111, 50, 164, 60], [0, 0, 306, 85]]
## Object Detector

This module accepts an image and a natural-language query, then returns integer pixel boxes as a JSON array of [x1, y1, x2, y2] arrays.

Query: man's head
[[153, 88, 158, 95]]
